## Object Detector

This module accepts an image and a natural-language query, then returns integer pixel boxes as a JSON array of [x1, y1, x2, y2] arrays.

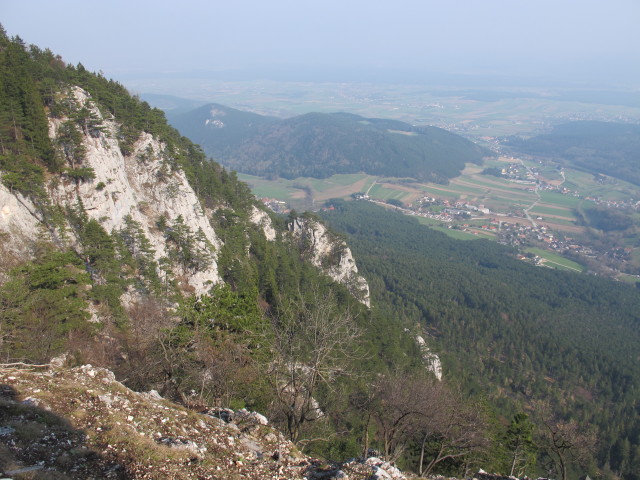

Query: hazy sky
[[2, 0, 639, 87]]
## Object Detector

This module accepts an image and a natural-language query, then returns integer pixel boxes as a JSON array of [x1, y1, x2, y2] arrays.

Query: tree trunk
[[362, 413, 371, 460], [510, 448, 519, 477], [423, 442, 445, 477], [560, 455, 567, 480], [419, 432, 429, 476]]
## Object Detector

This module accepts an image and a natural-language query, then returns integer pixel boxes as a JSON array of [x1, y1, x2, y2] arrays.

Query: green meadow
[[525, 247, 585, 272]]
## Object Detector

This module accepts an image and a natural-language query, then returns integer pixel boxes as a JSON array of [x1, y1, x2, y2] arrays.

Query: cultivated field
[[524, 247, 585, 273], [240, 159, 640, 236], [237, 154, 640, 280]]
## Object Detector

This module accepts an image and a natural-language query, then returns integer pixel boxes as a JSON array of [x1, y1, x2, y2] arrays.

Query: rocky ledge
[[0, 365, 413, 479]]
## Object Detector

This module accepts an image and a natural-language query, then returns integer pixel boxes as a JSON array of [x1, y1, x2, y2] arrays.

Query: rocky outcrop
[[305, 457, 409, 480], [473, 470, 520, 480], [0, 184, 43, 281], [0, 184, 41, 247], [55, 88, 222, 294], [3, 86, 223, 294], [0, 365, 305, 479], [288, 216, 370, 306], [0, 365, 416, 480], [250, 205, 277, 241], [416, 334, 443, 381]]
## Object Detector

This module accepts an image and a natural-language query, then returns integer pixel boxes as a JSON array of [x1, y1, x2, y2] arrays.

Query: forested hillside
[[3, 26, 640, 479], [321, 200, 640, 479], [505, 121, 640, 186], [169, 104, 491, 182], [0, 27, 451, 478]]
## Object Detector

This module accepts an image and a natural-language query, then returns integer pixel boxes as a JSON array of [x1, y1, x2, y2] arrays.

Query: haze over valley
[[2, 2, 640, 479]]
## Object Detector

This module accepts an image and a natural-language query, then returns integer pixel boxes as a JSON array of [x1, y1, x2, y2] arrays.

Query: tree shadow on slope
[[0, 383, 131, 479]]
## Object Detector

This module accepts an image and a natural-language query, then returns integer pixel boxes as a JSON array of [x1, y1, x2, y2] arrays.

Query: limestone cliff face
[[249, 205, 276, 241], [56, 88, 221, 294], [0, 86, 368, 304], [0, 183, 43, 282], [288, 216, 370, 306], [1, 86, 222, 294], [0, 184, 41, 254], [415, 334, 443, 381]]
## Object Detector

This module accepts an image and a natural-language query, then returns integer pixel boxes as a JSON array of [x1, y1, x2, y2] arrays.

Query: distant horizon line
[[110, 64, 639, 91]]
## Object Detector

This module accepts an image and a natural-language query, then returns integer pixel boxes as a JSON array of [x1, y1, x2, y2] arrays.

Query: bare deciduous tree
[[194, 334, 256, 408], [370, 373, 438, 462], [116, 296, 174, 388], [505, 413, 537, 478], [368, 372, 488, 475], [264, 286, 361, 444], [349, 382, 378, 459], [536, 402, 597, 480], [417, 391, 489, 477]]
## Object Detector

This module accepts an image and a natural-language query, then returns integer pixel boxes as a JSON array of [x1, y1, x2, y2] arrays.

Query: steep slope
[[321, 199, 640, 476], [3, 28, 622, 479], [0, 85, 369, 302], [169, 105, 491, 182], [0, 29, 374, 370], [48, 86, 222, 295], [0, 364, 411, 480], [0, 29, 422, 475], [288, 214, 370, 306], [0, 182, 41, 278], [0, 33, 369, 305]]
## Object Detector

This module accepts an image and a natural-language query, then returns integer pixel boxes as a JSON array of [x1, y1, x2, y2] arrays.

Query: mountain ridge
[[168, 103, 492, 182], [505, 120, 640, 186], [1, 27, 637, 479]]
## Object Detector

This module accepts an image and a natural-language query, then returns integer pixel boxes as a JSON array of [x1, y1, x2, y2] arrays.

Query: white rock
[[49, 353, 69, 369], [47, 87, 222, 295], [288, 217, 370, 306], [365, 457, 406, 480], [142, 389, 163, 401], [22, 397, 50, 410], [250, 206, 276, 241], [415, 335, 442, 381]]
